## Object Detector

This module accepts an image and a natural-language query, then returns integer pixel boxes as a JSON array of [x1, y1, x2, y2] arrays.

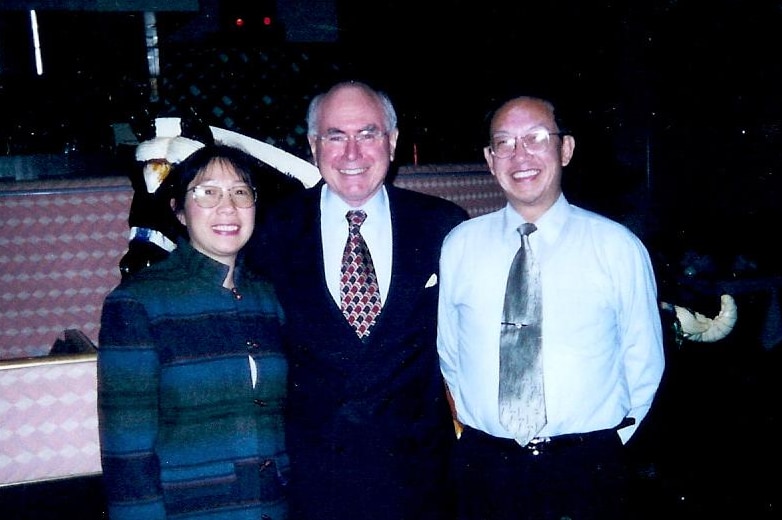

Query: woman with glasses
[[98, 144, 290, 519]]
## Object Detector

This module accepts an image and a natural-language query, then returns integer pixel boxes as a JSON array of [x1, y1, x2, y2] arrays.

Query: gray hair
[[306, 81, 398, 136]]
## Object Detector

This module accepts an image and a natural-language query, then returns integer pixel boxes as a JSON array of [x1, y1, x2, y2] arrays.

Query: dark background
[[1, 2, 781, 518], [2, 1, 781, 270]]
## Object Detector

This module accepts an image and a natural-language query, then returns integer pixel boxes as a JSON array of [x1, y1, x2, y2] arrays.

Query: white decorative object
[[210, 126, 321, 188], [666, 294, 738, 342]]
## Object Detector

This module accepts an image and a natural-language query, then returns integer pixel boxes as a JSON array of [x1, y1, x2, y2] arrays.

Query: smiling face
[[308, 84, 399, 207], [484, 97, 575, 222], [176, 158, 255, 269]]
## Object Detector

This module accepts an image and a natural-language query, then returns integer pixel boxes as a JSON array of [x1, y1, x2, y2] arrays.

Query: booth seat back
[[0, 166, 503, 362], [0, 178, 132, 361], [394, 164, 505, 218]]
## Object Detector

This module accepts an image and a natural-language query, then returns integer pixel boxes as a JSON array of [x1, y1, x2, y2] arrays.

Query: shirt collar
[[501, 194, 570, 248], [321, 184, 389, 226]]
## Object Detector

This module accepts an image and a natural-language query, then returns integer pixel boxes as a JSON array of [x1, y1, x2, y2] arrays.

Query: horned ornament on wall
[[661, 294, 738, 345]]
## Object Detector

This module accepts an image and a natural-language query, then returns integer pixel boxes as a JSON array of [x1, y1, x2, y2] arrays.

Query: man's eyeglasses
[[186, 185, 257, 209], [314, 129, 388, 150], [489, 129, 564, 159]]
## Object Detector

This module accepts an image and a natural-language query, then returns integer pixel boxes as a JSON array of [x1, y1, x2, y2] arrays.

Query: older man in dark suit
[[246, 81, 468, 520]]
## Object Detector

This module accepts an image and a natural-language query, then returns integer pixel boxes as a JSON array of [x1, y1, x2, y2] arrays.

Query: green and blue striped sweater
[[98, 241, 288, 519]]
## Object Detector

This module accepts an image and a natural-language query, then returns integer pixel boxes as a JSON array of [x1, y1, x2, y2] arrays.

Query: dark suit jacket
[[247, 182, 469, 520]]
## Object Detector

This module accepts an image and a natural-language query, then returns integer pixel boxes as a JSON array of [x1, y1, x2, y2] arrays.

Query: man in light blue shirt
[[437, 95, 665, 520]]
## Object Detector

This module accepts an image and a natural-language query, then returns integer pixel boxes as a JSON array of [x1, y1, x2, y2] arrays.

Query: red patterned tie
[[340, 210, 382, 339]]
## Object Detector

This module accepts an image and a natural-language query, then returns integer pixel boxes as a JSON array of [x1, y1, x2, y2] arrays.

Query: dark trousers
[[453, 426, 629, 520]]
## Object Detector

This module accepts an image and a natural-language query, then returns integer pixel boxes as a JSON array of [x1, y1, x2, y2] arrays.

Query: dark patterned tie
[[340, 210, 382, 339], [498, 223, 546, 445]]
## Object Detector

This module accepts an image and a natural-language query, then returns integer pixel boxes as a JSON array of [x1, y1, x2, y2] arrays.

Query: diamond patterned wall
[[394, 165, 505, 218], [0, 178, 131, 360]]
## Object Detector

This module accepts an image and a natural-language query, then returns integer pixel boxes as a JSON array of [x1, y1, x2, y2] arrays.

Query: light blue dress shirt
[[437, 195, 665, 443]]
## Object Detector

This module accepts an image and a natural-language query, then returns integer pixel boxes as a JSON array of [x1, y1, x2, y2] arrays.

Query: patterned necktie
[[340, 210, 382, 339], [498, 222, 546, 445]]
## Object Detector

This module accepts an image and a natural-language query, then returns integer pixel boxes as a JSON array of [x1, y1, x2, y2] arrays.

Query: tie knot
[[518, 223, 537, 238], [346, 209, 367, 229]]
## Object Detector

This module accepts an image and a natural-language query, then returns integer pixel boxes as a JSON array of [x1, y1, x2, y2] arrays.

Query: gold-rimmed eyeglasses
[[489, 129, 564, 159], [186, 185, 257, 209], [314, 129, 388, 150]]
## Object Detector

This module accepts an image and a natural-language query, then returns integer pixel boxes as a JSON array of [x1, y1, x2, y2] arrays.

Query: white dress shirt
[[321, 185, 393, 306], [437, 195, 665, 443]]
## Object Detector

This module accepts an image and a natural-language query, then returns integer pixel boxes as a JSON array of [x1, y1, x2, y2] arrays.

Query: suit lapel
[[374, 187, 433, 331]]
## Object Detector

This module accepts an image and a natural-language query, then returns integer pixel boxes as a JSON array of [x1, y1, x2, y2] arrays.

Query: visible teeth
[[513, 170, 537, 179], [214, 225, 238, 231], [341, 168, 364, 175]]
